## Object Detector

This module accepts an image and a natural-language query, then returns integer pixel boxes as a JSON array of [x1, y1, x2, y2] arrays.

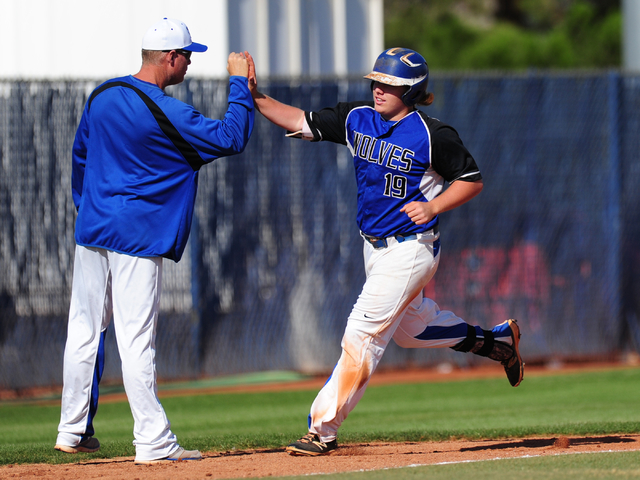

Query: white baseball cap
[[142, 18, 208, 52]]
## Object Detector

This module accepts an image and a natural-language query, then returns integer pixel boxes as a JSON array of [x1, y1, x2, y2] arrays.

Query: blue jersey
[[72, 75, 254, 262], [304, 102, 481, 238]]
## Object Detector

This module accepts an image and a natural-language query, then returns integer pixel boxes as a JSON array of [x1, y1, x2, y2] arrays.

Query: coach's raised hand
[[227, 52, 249, 78]]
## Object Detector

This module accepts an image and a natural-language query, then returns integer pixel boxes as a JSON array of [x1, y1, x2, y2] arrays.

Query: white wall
[[0, 0, 229, 79], [0, 0, 383, 80], [623, 0, 640, 72], [228, 0, 383, 77]]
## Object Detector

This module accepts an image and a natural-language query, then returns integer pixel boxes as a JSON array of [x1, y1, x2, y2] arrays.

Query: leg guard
[[451, 325, 513, 362]]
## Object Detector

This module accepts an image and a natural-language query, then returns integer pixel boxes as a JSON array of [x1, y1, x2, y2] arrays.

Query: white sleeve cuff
[[285, 116, 314, 140]]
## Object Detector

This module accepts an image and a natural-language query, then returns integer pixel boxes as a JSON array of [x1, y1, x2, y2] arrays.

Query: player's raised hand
[[227, 52, 249, 78], [400, 201, 436, 225], [245, 51, 258, 94]]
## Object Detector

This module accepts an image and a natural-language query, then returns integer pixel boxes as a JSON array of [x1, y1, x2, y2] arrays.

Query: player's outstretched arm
[[245, 51, 305, 133], [401, 179, 483, 225]]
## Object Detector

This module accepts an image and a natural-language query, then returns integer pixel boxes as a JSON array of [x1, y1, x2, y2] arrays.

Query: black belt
[[362, 225, 439, 249]]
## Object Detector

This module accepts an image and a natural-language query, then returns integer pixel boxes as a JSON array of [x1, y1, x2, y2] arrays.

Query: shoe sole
[[135, 459, 172, 465], [54, 444, 99, 454], [135, 457, 202, 465], [507, 319, 524, 387], [285, 446, 334, 456]]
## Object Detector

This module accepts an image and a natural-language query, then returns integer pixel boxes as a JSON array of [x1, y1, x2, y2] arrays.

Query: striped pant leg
[[308, 236, 439, 442], [393, 294, 514, 348], [57, 246, 111, 447]]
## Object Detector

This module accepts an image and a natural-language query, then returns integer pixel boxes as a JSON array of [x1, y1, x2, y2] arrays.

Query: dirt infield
[[3, 434, 640, 479], [3, 362, 640, 479]]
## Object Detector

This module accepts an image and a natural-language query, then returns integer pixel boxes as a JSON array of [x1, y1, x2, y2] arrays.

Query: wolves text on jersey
[[352, 132, 414, 173]]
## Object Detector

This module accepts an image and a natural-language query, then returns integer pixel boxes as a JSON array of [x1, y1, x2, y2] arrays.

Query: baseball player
[[55, 18, 254, 464], [246, 48, 523, 456]]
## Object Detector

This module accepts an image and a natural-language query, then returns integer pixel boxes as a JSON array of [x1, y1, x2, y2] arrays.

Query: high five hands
[[227, 52, 250, 78], [245, 51, 258, 94]]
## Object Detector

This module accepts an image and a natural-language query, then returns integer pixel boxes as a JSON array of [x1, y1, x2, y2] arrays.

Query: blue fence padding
[[0, 72, 639, 389]]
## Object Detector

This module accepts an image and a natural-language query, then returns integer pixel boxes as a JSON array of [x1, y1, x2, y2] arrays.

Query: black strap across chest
[[88, 81, 205, 171]]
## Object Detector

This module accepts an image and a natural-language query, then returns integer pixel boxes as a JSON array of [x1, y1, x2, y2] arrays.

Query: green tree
[[384, 0, 621, 70]]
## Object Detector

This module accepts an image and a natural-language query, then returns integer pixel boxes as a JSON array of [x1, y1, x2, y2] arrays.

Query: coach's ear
[[166, 50, 179, 66]]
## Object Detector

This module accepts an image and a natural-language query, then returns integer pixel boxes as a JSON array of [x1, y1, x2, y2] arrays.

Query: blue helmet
[[364, 48, 429, 107]]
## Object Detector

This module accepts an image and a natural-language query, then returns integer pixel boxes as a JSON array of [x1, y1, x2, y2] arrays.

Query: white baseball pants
[[56, 245, 179, 462], [308, 231, 512, 442]]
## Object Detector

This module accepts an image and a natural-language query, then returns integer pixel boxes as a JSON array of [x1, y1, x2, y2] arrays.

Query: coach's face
[[371, 81, 411, 122], [165, 49, 192, 86]]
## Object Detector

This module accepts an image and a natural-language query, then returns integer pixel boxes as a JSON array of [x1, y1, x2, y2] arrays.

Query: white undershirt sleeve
[[285, 116, 314, 140]]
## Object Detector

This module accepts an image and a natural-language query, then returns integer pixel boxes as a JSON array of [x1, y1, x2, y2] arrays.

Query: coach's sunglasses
[[163, 49, 192, 60]]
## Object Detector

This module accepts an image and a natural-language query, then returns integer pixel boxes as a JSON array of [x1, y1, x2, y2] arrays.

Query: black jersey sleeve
[[423, 113, 482, 183], [304, 101, 373, 144]]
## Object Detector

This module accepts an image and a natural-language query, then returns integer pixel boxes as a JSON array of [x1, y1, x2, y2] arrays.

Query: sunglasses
[[163, 49, 192, 60], [176, 49, 192, 60]]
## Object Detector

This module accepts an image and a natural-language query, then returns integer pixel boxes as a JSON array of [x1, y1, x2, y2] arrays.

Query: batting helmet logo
[[385, 47, 421, 68], [400, 53, 420, 68]]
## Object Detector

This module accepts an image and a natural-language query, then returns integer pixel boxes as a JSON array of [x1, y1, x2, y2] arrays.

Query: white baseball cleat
[[135, 446, 202, 465], [54, 436, 100, 453]]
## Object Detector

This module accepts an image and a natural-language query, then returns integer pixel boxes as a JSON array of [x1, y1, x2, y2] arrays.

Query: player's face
[[371, 81, 411, 121]]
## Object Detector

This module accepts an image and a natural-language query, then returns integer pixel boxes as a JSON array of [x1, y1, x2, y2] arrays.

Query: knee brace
[[451, 324, 513, 362]]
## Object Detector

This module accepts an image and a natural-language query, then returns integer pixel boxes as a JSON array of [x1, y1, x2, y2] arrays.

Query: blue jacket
[[72, 75, 254, 261]]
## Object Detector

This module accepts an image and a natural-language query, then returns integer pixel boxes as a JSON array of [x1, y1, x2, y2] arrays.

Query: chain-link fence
[[1, 72, 639, 390]]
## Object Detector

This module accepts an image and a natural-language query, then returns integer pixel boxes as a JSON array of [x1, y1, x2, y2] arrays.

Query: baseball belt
[[362, 224, 439, 249]]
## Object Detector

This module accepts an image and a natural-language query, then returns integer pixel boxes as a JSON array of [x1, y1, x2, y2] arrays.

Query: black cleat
[[285, 433, 338, 456], [501, 319, 524, 387]]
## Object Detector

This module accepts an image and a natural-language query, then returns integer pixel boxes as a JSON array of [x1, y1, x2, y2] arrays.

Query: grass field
[[1, 366, 640, 478], [285, 451, 640, 479]]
